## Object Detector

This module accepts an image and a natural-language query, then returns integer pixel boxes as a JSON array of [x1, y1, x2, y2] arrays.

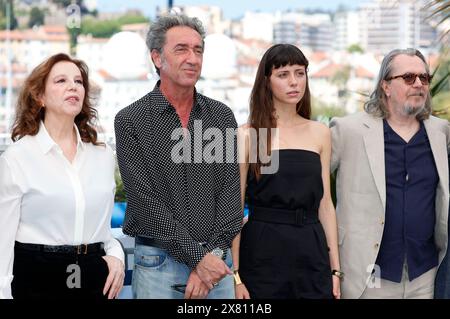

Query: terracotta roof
[[235, 38, 272, 50], [41, 25, 67, 34], [355, 66, 374, 78], [97, 69, 116, 80], [0, 77, 24, 88], [309, 51, 329, 63], [121, 23, 149, 32], [0, 29, 69, 42], [138, 73, 149, 80], [0, 63, 27, 73], [237, 56, 259, 67], [310, 63, 341, 78]]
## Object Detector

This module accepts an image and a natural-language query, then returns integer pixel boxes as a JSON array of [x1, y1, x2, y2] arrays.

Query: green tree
[[330, 65, 351, 107], [117, 13, 149, 25], [68, 26, 81, 55], [311, 99, 347, 122], [28, 7, 45, 28], [52, 0, 73, 7], [114, 164, 127, 202], [312, 98, 347, 206], [431, 49, 450, 95], [60, 0, 93, 51], [433, 92, 450, 119], [431, 49, 450, 119], [52, 0, 92, 14], [53, 0, 95, 51], [425, 1, 450, 119], [347, 43, 364, 54], [81, 17, 120, 38], [331, 65, 351, 89], [80, 13, 149, 38], [0, 0, 18, 30]]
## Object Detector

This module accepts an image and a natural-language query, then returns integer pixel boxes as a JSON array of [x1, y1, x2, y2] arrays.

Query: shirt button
[[381, 220, 384, 225], [374, 243, 379, 249]]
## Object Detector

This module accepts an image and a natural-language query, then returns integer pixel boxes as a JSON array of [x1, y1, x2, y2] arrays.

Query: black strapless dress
[[239, 149, 332, 299]]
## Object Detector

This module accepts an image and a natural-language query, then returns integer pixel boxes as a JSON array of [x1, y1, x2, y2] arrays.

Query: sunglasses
[[385, 72, 432, 85]]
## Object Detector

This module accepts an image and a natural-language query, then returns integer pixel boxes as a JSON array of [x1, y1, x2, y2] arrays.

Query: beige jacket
[[330, 112, 449, 299]]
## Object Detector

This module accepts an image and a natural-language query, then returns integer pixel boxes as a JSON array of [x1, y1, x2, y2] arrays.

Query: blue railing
[[111, 202, 127, 228], [111, 202, 249, 228]]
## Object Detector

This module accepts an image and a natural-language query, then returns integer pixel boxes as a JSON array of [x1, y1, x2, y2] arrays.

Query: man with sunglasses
[[330, 48, 450, 298]]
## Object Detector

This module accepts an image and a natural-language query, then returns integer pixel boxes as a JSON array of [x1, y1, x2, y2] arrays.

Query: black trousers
[[11, 243, 109, 299]]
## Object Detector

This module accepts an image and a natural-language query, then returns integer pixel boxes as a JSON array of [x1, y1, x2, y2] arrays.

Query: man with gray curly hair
[[114, 14, 241, 299], [330, 48, 450, 298]]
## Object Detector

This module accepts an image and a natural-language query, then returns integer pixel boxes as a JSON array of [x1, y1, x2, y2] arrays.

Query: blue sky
[[96, 0, 367, 19]]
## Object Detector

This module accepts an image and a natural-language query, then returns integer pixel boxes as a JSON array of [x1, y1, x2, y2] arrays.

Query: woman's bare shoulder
[[304, 120, 330, 135]]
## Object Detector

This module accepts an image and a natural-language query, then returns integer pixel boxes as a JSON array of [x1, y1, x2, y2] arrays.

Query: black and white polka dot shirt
[[114, 82, 242, 270]]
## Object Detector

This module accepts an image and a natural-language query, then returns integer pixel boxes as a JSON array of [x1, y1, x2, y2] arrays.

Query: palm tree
[[425, 0, 450, 36], [424, 1, 450, 105]]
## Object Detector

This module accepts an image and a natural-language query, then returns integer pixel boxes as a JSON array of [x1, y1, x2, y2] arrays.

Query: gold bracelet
[[332, 269, 344, 279], [233, 270, 242, 285]]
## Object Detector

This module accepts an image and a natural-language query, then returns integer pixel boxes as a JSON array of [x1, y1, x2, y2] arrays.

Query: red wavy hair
[[11, 53, 102, 145]]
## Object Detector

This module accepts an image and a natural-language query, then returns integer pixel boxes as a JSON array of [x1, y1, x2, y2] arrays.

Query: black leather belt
[[249, 206, 319, 227], [135, 236, 167, 249], [15, 241, 104, 255], [135, 236, 207, 249]]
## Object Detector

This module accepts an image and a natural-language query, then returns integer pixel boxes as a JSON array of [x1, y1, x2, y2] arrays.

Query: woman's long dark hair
[[249, 44, 311, 179]]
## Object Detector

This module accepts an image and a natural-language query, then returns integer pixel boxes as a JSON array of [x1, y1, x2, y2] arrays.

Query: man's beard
[[403, 103, 425, 117]]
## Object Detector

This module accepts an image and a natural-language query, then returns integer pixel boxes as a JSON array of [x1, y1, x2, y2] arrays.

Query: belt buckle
[[77, 244, 88, 255]]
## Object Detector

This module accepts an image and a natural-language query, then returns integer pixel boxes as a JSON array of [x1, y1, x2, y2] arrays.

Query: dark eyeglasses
[[385, 72, 432, 85]]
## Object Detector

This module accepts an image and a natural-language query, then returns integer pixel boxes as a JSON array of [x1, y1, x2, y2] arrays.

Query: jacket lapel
[[424, 119, 448, 198], [362, 114, 386, 211]]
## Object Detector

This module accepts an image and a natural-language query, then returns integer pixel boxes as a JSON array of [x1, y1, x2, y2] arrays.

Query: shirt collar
[[151, 80, 209, 114], [36, 121, 84, 155], [383, 119, 426, 141], [383, 119, 393, 137]]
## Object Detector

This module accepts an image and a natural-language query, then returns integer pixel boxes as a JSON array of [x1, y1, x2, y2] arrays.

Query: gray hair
[[146, 14, 206, 75], [364, 48, 432, 120]]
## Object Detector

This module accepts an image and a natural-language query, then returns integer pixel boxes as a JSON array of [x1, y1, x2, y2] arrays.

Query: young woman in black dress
[[232, 44, 341, 299]]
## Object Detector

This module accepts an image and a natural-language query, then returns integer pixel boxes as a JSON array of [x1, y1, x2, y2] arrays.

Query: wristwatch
[[211, 247, 224, 259], [233, 270, 242, 285]]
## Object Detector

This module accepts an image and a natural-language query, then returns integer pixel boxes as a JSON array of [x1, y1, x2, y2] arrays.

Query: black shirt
[[114, 82, 242, 270], [376, 120, 438, 282]]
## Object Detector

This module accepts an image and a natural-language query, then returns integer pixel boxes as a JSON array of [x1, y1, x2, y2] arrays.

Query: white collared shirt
[[0, 122, 124, 299]]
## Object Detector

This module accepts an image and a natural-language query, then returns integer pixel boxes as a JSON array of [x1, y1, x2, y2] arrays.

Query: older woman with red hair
[[0, 53, 124, 299]]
